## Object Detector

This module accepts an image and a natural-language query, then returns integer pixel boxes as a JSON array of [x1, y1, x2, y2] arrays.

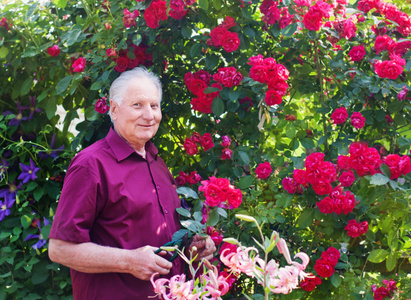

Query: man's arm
[[48, 238, 172, 281]]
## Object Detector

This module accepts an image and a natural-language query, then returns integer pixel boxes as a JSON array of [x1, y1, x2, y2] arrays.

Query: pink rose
[[331, 107, 348, 124], [221, 135, 231, 148], [348, 45, 366, 61], [351, 111, 365, 129], [47, 45, 61, 57], [255, 161, 272, 179], [282, 177, 296, 194], [72, 57, 86, 72]]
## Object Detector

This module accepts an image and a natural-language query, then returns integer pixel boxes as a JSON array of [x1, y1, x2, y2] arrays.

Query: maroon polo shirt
[[49, 128, 183, 300]]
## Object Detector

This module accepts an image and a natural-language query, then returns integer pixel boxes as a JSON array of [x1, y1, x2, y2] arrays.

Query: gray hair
[[109, 67, 163, 105]]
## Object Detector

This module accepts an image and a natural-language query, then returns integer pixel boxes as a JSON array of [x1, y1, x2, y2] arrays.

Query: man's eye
[[151, 104, 159, 108]]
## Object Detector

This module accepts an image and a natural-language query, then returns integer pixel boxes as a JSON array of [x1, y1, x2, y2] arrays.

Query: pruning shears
[[154, 232, 192, 262]]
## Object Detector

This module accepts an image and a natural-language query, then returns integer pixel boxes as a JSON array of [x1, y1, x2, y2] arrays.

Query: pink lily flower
[[268, 266, 300, 294], [220, 246, 258, 275], [201, 264, 230, 299], [169, 274, 199, 300], [150, 272, 171, 299]]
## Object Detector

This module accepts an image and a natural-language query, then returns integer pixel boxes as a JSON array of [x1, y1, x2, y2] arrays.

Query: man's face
[[110, 77, 162, 150]]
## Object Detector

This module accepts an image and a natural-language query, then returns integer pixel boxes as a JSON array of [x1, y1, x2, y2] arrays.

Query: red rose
[[321, 247, 340, 266], [338, 170, 355, 187], [255, 161, 272, 179], [312, 179, 332, 195], [282, 177, 296, 194], [144, 0, 167, 29], [47, 45, 60, 57], [351, 111, 365, 129], [266, 79, 289, 96], [226, 188, 242, 208], [344, 219, 362, 237], [200, 133, 214, 151], [349, 45, 366, 61], [213, 67, 242, 88], [221, 148, 233, 160], [265, 89, 282, 106], [330, 107, 348, 124], [221, 31, 240, 52], [207, 227, 224, 246], [300, 276, 322, 291], [169, 0, 187, 20], [204, 184, 225, 207], [384, 59, 404, 80], [314, 258, 335, 278], [374, 35, 394, 54], [183, 137, 198, 155], [317, 196, 334, 214], [293, 169, 308, 186], [72, 57, 86, 72], [115, 56, 129, 73], [373, 286, 391, 300], [209, 27, 227, 47], [187, 79, 207, 95], [220, 16, 237, 29], [303, 10, 323, 31], [94, 97, 109, 114], [190, 132, 202, 143], [337, 155, 351, 171], [175, 171, 188, 186]]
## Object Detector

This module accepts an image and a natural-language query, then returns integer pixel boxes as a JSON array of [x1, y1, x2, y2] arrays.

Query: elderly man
[[48, 67, 215, 299]]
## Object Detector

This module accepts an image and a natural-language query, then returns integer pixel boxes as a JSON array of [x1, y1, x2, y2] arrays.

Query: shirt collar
[[106, 127, 158, 162]]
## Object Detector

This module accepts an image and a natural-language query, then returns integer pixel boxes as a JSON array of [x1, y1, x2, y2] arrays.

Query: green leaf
[[176, 187, 199, 199], [181, 27, 192, 38], [217, 207, 227, 218], [45, 97, 57, 120], [301, 138, 315, 149], [90, 81, 104, 91], [24, 3, 38, 21], [206, 54, 219, 69], [238, 151, 250, 165], [0, 46, 9, 59], [66, 28, 82, 46], [20, 78, 33, 96], [56, 75, 74, 95], [172, 229, 189, 241], [380, 164, 392, 179], [176, 207, 191, 218], [213, 0, 222, 10], [331, 273, 342, 287], [238, 175, 253, 189], [282, 23, 298, 37], [286, 123, 296, 139], [297, 208, 314, 228], [53, 0, 67, 8], [208, 209, 219, 227], [228, 88, 240, 101], [211, 97, 224, 117], [386, 253, 397, 271], [21, 215, 33, 229], [368, 249, 389, 263], [199, 0, 209, 11], [243, 27, 255, 37], [270, 23, 281, 37], [203, 87, 220, 94], [33, 188, 44, 202], [370, 173, 389, 186]]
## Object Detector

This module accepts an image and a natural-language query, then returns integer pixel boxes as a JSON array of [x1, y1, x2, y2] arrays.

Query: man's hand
[[127, 246, 173, 280], [186, 235, 216, 261]]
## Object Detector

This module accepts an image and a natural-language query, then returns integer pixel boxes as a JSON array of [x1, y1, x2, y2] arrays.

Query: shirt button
[[165, 209, 168, 214], [157, 185, 160, 189]]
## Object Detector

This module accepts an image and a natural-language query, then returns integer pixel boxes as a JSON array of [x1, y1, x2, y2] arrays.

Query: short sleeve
[[49, 160, 99, 243]]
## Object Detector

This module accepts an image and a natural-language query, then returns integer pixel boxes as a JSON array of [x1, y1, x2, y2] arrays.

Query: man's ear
[[109, 99, 118, 121]]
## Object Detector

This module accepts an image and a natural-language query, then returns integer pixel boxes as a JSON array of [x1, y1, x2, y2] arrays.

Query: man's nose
[[142, 105, 155, 120]]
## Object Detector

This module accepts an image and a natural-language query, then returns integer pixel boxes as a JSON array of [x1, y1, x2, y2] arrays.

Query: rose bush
[[0, 0, 411, 299]]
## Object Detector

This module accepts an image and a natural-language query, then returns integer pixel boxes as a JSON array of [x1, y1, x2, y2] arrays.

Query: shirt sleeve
[[49, 158, 99, 243]]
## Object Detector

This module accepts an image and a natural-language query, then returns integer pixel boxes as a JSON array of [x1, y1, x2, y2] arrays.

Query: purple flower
[[24, 218, 50, 249], [27, 96, 43, 120], [18, 158, 40, 183], [37, 134, 64, 160], [398, 86, 408, 101], [0, 193, 15, 222]]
